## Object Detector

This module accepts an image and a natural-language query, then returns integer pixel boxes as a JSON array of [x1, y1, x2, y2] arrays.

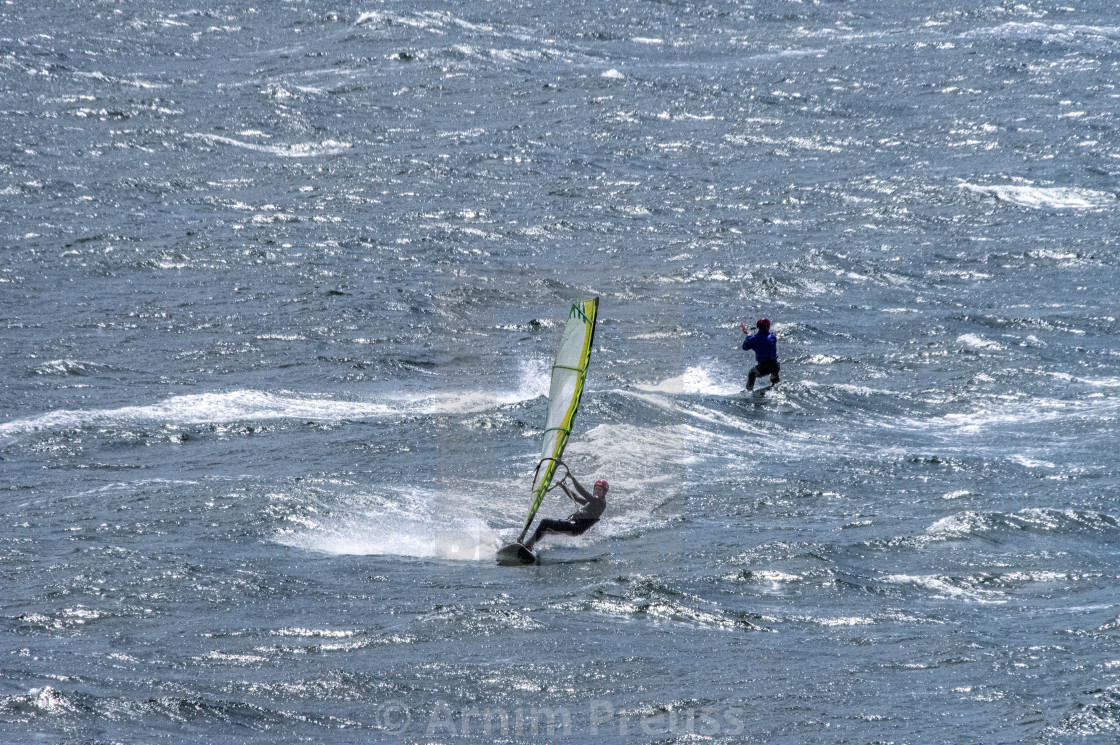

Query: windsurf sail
[[516, 298, 599, 543]]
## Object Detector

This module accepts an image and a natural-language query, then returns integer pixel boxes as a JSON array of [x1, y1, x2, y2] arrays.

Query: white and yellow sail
[[516, 298, 599, 543]]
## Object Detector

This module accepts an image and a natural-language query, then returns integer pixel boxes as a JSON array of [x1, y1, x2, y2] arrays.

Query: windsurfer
[[522, 475, 607, 550]]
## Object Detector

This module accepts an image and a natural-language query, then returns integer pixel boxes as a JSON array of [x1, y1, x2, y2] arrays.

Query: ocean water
[[2, 1, 1119, 743]]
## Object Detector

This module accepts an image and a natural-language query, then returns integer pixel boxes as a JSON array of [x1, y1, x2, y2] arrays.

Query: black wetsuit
[[528, 492, 606, 545]]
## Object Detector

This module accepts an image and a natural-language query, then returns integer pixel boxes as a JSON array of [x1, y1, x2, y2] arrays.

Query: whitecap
[[1010, 454, 1056, 469], [29, 686, 79, 714], [1, 361, 551, 435], [961, 21, 1120, 48], [956, 333, 1004, 351], [30, 359, 105, 376], [881, 574, 1005, 603], [902, 392, 1120, 437], [187, 133, 351, 158], [959, 182, 1116, 211], [0, 391, 392, 434]]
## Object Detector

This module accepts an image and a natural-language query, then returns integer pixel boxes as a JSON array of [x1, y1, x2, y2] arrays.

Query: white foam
[[748, 48, 827, 62], [28, 687, 79, 714], [1002, 571, 1067, 583], [961, 21, 1120, 46], [882, 574, 1005, 603], [278, 516, 500, 561], [30, 359, 104, 376], [927, 511, 988, 539], [925, 508, 1120, 542], [956, 333, 1004, 351], [632, 367, 739, 396], [0, 391, 392, 435], [812, 616, 876, 627], [356, 9, 488, 33], [909, 406, 1057, 435], [894, 393, 1120, 438], [1049, 372, 1120, 388], [830, 382, 890, 396], [0, 368, 550, 435], [274, 481, 505, 561], [58, 479, 200, 503], [618, 390, 765, 437], [188, 133, 351, 158], [738, 570, 801, 584], [354, 9, 539, 42], [725, 133, 851, 154], [960, 182, 1116, 211], [578, 422, 702, 471], [1010, 454, 1056, 469], [74, 70, 169, 89]]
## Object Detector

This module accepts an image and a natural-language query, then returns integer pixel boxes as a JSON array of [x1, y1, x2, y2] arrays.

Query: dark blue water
[[3, 1, 1119, 742]]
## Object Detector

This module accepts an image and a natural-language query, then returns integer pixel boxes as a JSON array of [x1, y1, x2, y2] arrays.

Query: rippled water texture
[[2, 1, 1119, 743]]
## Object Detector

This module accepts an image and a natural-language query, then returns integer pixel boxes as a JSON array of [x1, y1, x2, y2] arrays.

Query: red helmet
[[756, 318, 771, 330], [594, 480, 609, 493]]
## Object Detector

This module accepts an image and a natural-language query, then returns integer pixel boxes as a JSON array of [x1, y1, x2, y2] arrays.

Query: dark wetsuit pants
[[528, 518, 598, 547], [748, 360, 780, 390]]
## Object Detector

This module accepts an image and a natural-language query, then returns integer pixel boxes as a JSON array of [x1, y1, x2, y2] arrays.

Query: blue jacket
[[742, 331, 778, 362]]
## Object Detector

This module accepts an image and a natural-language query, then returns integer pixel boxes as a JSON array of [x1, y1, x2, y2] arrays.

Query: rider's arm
[[567, 474, 592, 501], [559, 481, 586, 504]]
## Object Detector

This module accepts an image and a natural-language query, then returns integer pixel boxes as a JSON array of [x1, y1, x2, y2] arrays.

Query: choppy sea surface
[[3, 1, 1119, 743]]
